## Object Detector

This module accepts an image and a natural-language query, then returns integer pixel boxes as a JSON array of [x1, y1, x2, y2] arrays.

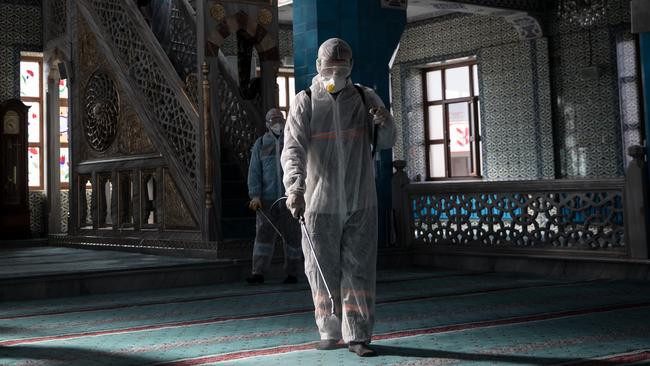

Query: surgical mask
[[270, 123, 284, 135]]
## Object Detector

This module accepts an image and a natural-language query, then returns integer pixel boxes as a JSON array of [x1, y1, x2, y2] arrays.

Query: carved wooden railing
[[78, 0, 265, 237], [392, 147, 649, 259], [169, 0, 199, 105], [213, 51, 266, 173], [155, 0, 265, 172], [77, 0, 201, 220]]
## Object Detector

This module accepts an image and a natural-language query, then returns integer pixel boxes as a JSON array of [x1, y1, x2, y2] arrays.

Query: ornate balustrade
[[214, 51, 266, 173], [74, 0, 265, 242], [392, 147, 649, 259], [406, 179, 626, 250], [169, 0, 199, 105], [142, 0, 264, 172], [78, 0, 202, 220]]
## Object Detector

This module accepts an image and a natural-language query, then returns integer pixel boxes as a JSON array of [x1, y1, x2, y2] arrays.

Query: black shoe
[[315, 339, 340, 350], [245, 274, 264, 284], [282, 275, 298, 284], [348, 342, 377, 357]]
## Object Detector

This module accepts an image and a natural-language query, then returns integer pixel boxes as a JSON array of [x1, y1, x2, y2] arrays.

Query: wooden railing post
[[391, 160, 411, 247], [624, 145, 648, 259]]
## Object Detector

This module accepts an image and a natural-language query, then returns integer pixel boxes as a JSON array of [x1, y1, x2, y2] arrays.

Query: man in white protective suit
[[281, 38, 396, 357]]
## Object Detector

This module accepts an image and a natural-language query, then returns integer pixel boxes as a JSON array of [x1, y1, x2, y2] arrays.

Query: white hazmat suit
[[281, 38, 396, 348]]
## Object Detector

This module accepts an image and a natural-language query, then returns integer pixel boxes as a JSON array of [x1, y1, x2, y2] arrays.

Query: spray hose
[[271, 196, 336, 315]]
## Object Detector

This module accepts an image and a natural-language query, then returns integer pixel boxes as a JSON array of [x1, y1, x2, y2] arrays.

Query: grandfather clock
[[0, 99, 30, 238]]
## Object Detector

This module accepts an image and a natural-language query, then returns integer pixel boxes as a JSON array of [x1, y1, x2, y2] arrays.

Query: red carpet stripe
[[372, 302, 650, 341], [557, 350, 650, 365], [154, 342, 321, 366], [0, 308, 308, 346], [0, 273, 480, 321], [0, 281, 598, 347], [155, 302, 650, 366]]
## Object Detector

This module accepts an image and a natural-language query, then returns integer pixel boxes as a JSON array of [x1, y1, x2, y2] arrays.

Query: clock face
[[3, 111, 20, 135]]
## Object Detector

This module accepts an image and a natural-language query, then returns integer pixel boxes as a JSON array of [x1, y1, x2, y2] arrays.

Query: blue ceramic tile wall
[[0, 1, 42, 100], [547, 0, 633, 178], [392, 14, 554, 180]]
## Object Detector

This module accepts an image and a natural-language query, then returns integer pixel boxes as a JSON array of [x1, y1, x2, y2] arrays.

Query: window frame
[[422, 60, 482, 181], [20, 55, 45, 191], [276, 69, 294, 118]]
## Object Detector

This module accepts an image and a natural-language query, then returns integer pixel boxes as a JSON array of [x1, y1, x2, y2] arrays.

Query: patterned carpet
[[1, 269, 649, 365], [0, 247, 212, 280]]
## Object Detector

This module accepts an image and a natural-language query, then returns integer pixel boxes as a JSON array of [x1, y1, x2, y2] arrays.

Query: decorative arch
[[205, 3, 282, 113], [206, 10, 279, 62], [45, 47, 72, 81]]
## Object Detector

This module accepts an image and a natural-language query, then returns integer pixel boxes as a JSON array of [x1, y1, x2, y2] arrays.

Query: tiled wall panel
[[393, 14, 554, 180]]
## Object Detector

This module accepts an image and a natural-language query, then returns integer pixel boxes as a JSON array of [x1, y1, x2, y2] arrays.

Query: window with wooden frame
[[422, 58, 481, 180], [276, 69, 295, 118], [20, 55, 44, 190]]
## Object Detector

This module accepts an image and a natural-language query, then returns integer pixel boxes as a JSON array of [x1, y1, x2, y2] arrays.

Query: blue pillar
[[293, 0, 406, 246]]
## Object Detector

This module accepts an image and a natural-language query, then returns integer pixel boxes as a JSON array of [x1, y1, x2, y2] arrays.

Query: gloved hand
[[286, 193, 306, 219], [370, 106, 390, 128], [248, 197, 262, 211]]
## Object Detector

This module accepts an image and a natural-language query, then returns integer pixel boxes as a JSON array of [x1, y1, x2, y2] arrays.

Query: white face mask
[[321, 75, 347, 94], [270, 123, 284, 135], [318, 65, 351, 94]]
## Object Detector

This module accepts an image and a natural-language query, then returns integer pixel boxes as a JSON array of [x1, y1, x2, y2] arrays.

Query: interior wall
[[391, 14, 554, 181], [547, 0, 635, 178], [0, 0, 42, 101], [278, 24, 293, 64], [391, 0, 638, 181]]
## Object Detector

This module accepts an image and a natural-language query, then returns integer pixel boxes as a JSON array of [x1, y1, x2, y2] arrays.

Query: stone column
[[292, 0, 406, 246], [46, 61, 62, 234]]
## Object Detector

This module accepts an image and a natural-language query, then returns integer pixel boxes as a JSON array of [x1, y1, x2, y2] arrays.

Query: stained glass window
[[60, 78, 69, 188], [20, 55, 44, 190], [60, 148, 70, 184], [28, 147, 41, 187], [59, 79, 68, 99], [60, 106, 69, 143], [24, 101, 41, 143], [20, 61, 40, 98]]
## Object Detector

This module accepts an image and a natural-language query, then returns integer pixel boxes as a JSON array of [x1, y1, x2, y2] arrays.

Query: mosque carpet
[[1, 269, 649, 365]]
